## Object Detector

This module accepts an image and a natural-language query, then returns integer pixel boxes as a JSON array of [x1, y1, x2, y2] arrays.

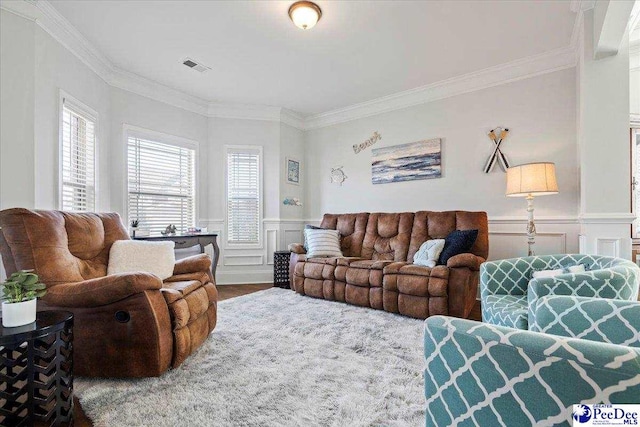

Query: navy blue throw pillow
[[437, 229, 479, 265]]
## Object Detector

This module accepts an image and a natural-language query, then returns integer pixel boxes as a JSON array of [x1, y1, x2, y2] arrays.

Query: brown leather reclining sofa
[[290, 211, 488, 319], [0, 208, 217, 378]]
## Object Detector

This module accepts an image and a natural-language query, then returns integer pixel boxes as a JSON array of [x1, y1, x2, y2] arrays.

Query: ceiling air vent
[[182, 58, 210, 73]]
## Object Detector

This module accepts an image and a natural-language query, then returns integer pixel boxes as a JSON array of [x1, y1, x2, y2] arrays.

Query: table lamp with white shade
[[506, 162, 559, 256]]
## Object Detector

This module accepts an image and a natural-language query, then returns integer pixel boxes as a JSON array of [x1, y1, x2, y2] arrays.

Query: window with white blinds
[[60, 100, 96, 211], [128, 135, 196, 235], [226, 147, 261, 244]]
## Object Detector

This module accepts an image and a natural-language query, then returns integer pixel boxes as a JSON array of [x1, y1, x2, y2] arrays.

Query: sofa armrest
[[173, 253, 212, 276], [288, 243, 307, 254], [424, 316, 640, 426], [446, 253, 485, 271], [43, 273, 163, 308], [530, 295, 640, 346]]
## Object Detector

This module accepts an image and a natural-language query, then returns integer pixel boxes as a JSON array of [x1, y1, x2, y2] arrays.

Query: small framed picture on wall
[[286, 157, 301, 185]]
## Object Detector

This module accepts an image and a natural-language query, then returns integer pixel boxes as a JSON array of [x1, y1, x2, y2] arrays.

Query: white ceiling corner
[[2, 0, 582, 130]]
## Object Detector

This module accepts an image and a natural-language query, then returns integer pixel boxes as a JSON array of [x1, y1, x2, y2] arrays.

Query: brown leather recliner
[[0, 208, 217, 378], [291, 211, 488, 320]]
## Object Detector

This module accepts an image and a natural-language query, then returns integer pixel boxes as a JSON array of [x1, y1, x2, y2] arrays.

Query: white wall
[[33, 25, 112, 211], [577, 10, 633, 259], [205, 118, 303, 284], [279, 123, 305, 221], [304, 69, 580, 259], [109, 87, 209, 220], [4, 4, 635, 282], [305, 69, 578, 218], [0, 8, 304, 283], [631, 27, 639, 119], [0, 10, 35, 210]]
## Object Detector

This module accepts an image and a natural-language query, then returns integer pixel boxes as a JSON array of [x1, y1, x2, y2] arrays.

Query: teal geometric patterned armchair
[[480, 254, 640, 330], [424, 311, 640, 426], [530, 295, 640, 345]]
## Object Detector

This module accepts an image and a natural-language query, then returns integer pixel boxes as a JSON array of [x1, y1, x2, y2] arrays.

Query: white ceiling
[[48, 0, 576, 116]]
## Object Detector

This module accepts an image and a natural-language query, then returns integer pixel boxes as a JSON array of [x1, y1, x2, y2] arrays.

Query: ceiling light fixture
[[288, 1, 322, 30]]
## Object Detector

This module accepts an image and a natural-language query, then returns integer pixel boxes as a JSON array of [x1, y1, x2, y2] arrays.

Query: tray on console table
[[134, 233, 219, 280]]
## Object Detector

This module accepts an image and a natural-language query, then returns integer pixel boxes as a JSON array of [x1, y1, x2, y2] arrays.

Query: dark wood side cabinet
[[0, 311, 74, 426], [134, 233, 220, 281], [274, 251, 291, 288]]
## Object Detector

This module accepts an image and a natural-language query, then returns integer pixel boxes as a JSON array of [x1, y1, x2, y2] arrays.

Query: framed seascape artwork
[[371, 138, 442, 184], [286, 157, 301, 185]]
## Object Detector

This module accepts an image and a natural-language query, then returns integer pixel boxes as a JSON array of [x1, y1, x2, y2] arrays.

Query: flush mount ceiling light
[[288, 1, 322, 30]]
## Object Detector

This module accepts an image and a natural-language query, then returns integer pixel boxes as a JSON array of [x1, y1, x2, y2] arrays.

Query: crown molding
[[280, 109, 305, 130], [489, 216, 579, 225], [111, 68, 210, 116], [2, 0, 298, 124], [569, 0, 595, 14], [303, 46, 577, 130], [207, 102, 282, 121], [3, 0, 582, 132]]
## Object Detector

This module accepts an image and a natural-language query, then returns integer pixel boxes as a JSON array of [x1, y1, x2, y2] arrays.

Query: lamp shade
[[506, 162, 559, 197]]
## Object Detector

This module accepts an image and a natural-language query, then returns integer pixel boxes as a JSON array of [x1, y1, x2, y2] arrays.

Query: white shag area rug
[[76, 288, 426, 427]]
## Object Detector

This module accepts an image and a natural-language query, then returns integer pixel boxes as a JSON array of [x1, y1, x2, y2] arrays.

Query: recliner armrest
[[43, 273, 163, 308], [288, 243, 307, 254], [446, 253, 485, 271], [173, 253, 212, 275]]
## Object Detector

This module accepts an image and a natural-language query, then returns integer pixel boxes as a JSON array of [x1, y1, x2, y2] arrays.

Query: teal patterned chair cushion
[[531, 295, 640, 347], [481, 294, 528, 329], [480, 254, 640, 330], [424, 316, 640, 427]]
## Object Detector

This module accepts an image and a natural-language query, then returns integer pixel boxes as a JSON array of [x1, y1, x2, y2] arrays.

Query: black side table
[[0, 310, 74, 426], [274, 251, 291, 288]]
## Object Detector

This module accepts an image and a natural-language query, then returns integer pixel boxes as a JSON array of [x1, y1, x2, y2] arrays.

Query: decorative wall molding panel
[[201, 218, 305, 285], [266, 229, 278, 265], [304, 216, 581, 225], [579, 221, 632, 259], [216, 270, 273, 286], [489, 216, 580, 225], [488, 231, 567, 260], [1, 0, 583, 131], [578, 213, 636, 224], [223, 255, 264, 267], [596, 238, 621, 257]]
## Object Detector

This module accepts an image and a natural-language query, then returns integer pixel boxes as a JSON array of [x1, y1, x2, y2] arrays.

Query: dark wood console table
[[134, 233, 219, 280]]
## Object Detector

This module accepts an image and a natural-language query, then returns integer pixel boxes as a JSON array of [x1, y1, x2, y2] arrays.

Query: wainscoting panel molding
[[488, 232, 568, 261], [596, 238, 621, 258], [223, 255, 264, 267], [266, 229, 278, 265], [284, 229, 304, 249]]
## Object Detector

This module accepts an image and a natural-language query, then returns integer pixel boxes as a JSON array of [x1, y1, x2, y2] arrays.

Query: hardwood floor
[[73, 283, 275, 426], [218, 283, 273, 300]]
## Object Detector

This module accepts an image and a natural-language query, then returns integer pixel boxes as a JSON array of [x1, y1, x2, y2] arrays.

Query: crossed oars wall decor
[[483, 127, 510, 173]]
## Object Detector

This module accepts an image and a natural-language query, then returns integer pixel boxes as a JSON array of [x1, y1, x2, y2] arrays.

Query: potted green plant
[[1, 271, 46, 327]]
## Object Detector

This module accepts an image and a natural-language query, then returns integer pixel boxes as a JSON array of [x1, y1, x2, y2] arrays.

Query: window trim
[[224, 144, 263, 249], [123, 124, 200, 231], [58, 90, 99, 212]]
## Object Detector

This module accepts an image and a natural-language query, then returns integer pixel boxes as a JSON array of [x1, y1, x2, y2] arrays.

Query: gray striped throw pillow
[[304, 228, 343, 258]]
